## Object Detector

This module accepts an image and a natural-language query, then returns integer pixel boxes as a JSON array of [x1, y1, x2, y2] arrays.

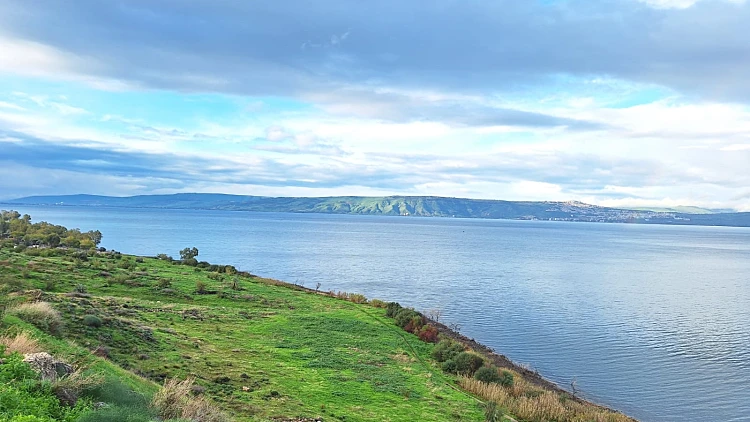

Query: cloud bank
[[0, 0, 748, 210]]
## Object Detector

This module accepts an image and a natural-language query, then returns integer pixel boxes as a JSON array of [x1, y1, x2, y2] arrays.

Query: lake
[[5, 205, 750, 422]]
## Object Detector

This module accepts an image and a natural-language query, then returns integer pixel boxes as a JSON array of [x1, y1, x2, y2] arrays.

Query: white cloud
[[0, 101, 25, 111], [636, 0, 745, 9], [0, 35, 134, 91]]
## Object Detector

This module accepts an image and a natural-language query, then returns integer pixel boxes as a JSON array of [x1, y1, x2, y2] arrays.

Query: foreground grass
[[1, 248, 486, 422]]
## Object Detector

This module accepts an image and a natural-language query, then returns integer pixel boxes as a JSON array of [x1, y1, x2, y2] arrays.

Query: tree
[[180, 247, 199, 261], [86, 230, 103, 246], [47, 234, 61, 247]]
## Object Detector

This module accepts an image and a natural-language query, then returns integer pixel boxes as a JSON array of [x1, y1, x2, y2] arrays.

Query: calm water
[[6, 205, 750, 422]]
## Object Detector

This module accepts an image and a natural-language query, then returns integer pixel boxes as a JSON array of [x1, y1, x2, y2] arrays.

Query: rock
[[22, 352, 73, 382]]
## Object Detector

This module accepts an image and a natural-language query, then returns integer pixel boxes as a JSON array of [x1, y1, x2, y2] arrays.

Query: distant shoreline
[[3, 199, 750, 229]]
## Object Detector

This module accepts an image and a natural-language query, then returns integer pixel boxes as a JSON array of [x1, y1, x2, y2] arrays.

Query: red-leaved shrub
[[418, 324, 439, 343]]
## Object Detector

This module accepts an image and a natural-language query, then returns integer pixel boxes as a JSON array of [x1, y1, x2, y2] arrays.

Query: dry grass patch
[[152, 377, 228, 422], [6, 301, 64, 336], [459, 377, 634, 422], [0, 331, 41, 355]]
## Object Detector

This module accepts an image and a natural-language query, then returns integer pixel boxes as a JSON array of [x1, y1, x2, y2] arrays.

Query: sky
[[0, 0, 749, 210]]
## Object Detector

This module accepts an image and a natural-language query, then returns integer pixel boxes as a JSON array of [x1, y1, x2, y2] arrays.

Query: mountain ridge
[[5, 193, 750, 227]]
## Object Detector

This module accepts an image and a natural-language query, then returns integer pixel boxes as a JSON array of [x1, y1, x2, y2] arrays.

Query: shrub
[[484, 401, 502, 422], [0, 274, 27, 293], [207, 273, 223, 281], [74, 284, 87, 294], [474, 366, 501, 384], [0, 332, 41, 355], [52, 368, 104, 406], [417, 324, 439, 343], [347, 293, 367, 304], [113, 274, 129, 285], [83, 315, 103, 328], [157, 278, 172, 289], [370, 299, 387, 308], [394, 308, 421, 329], [432, 339, 465, 362], [385, 302, 403, 318], [195, 281, 207, 294], [182, 258, 198, 267], [441, 359, 458, 373], [499, 370, 514, 387], [445, 352, 484, 376], [43, 279, 57, 291], [7, 302, 63, 336], [403, 315, 424, 333], [156, 254, 173, 262]]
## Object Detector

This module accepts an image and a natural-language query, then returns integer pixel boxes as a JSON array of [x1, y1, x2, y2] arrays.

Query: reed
[[459, 376, 634, 422]]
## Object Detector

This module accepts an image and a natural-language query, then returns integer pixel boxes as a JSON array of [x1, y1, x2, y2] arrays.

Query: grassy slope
[[0, 248, 486, 422]]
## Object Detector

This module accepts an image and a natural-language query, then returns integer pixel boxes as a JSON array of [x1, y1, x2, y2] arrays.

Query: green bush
[[441, 359, 458, 374], [431, 340, 464, 362], [182, 258, 198, 267], [499, 370, 514, 387], [474, 366, 501, 384], [196, 281, 207, 294], [385, 302, 403, 318], [484, 401, 502, 422], [83, 315, 103, 328], [394, 308, 420, 329], [444, 352, 484, 376]]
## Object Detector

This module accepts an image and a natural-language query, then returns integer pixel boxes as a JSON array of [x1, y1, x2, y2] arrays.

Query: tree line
[[0, 210, 102, 249]]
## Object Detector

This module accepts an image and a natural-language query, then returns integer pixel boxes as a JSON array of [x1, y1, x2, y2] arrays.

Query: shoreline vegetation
[[5, 193, 750, 228], [1, 210, 636, 421]]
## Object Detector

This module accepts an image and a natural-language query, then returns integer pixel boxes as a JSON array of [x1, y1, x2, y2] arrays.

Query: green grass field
[[1, 248, 487, 421]]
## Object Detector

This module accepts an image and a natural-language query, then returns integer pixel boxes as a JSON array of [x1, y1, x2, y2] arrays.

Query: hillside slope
[[1, 249, 486, 421], [1, 212, 636, 422]]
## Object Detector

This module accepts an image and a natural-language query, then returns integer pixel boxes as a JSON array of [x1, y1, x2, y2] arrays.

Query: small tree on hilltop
[[180, 247, 199, 261]]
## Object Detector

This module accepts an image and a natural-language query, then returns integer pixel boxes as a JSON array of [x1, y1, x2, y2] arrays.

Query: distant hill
[[5, 193, 750, 227], [621, 206, 735, 215]]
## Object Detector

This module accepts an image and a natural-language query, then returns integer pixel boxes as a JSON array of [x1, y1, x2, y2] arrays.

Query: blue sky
[[0, 0, 749, 210]]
